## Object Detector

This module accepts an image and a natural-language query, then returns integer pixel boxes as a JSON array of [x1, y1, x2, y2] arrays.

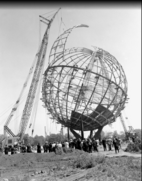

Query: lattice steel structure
[[3, 9, 61, 143], [42, 25, 128, 138]]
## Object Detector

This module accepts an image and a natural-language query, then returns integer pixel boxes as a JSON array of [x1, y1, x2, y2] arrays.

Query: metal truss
[[42, 25, 128, 131]]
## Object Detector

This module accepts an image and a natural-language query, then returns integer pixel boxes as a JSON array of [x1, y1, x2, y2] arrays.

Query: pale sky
[[0, 4, 141, 137]]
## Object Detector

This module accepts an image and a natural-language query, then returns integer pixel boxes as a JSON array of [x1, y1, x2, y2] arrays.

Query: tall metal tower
[[4, 8, 61, 142]]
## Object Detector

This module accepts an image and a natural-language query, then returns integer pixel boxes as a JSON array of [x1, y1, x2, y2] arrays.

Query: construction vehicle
[[2, 9, 61, 148]]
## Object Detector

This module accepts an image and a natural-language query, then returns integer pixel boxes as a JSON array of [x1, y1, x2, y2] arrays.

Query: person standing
[[52, 142, 56, 152], [4, 145, 9, 155], [49, 142, 52, 152], [27, 144, 32, 153], [102, 138, 107, 151], [83, 139, 88, 152], [88, 138, 93, 153], [11, 145, 15, 155], [37, 143, 41, 153], [92, 138, 98, 152], [76, 138, 81, 150], [57, 142, 62, 148], [69, 139, 75, 149], [43, 141, 49, 153], [113, 137, 119, 154], [80, 140, 84, 150], [107, 139, 112, 151], [21, 143, 26, 153], [64, 140, 69, 149]]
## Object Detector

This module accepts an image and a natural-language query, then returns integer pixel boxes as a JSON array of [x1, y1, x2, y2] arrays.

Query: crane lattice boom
[[18, 9, 60, 140], [18, 29, 49, 138]]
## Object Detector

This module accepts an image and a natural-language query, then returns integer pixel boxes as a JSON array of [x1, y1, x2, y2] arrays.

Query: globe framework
[[42, 25, 128, 138]]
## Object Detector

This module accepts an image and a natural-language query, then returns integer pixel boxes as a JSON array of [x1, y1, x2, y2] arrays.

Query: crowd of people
[[1, 137, 122, 155]]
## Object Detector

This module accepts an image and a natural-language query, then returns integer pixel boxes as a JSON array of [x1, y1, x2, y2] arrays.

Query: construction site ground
[[0, 144, 141, 181]]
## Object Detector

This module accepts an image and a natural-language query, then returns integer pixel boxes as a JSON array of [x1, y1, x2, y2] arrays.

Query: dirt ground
[[0, 146, 141, 181]]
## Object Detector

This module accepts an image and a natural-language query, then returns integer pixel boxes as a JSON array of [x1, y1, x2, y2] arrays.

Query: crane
[[119, 112, 135, 141], [119, 112, 127, 134], [3, 8, 61, 147]]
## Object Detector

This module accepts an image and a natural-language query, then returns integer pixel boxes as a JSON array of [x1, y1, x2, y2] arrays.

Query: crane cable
[[44, 108, 48, 136], [0, 89, 34, 134], [26, 73, 43, 136], [27, 10, 60, 137], [57, 12, 61, 37], [27, 19, 42, 137], [45, 108, 51, 136], [0, 102, 16, 118], [30, 36, 48, 136], [29, 9, 62, 136], [39, 19, 41, 48], [40, 9, 57, 17], [56, 10, 66, 45], [0, 87, 29, 118], [43, 10, 63, 136], [4, 52, 38, 129], [123, 109, 131, 131], [31, 75, 43, 136], [60, 9, 66, 31], [0, 87, 32, 125]]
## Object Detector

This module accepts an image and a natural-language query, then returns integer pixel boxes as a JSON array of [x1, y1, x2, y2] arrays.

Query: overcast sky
[[0, 4, 141, 137]]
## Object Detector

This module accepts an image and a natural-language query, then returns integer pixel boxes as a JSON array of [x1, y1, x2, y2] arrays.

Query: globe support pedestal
[[93, 126, 103, 140], [89, 130, 93, 138], [70, 128, 82, 139], [70, 126, 103, 140]]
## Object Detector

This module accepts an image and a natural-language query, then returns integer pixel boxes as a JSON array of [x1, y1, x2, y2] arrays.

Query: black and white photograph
[[0, 3, 141, 181]]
